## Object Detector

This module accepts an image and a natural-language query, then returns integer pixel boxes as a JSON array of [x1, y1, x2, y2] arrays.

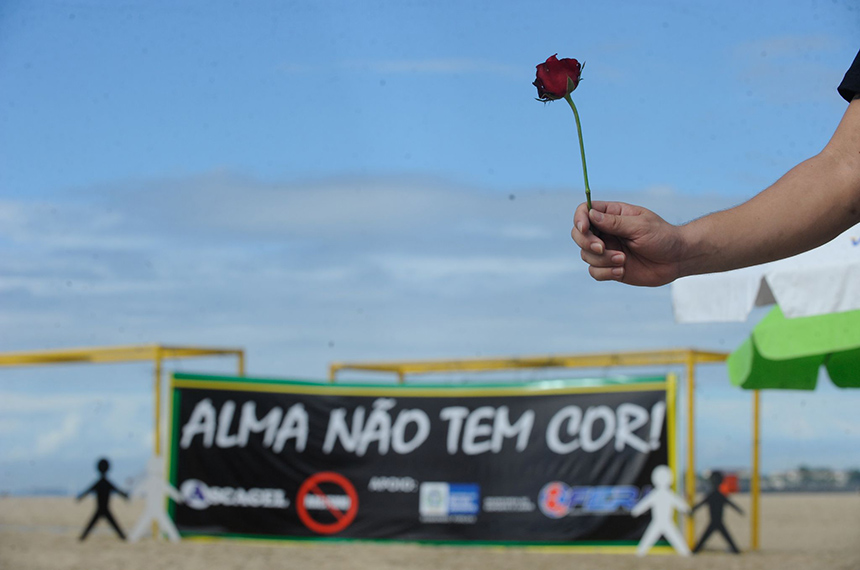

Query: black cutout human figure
[[692, 471, 744, 554], [76, 457, 129, 541]]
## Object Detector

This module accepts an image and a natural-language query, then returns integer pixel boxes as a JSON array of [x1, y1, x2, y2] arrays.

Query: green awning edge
[[754, 306, 860, 360], [825, 349, 860, 388], [728, 336, 822, 390]]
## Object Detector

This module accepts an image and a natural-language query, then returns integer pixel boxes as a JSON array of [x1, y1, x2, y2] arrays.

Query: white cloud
[[0, 418, 23, 435], [0, 199, 154, 250], [0, 392, 152, 463], [370, 253, 573, 287], [458, 221, 552, 241], [0, 392, 146, 414], [1, 172, 738, 247], [0, 276, 175, 297], [34, 413, 82, 456]]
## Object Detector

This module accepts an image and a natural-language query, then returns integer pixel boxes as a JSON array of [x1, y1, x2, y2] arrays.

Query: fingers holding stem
[[572, 204, 626, 281]]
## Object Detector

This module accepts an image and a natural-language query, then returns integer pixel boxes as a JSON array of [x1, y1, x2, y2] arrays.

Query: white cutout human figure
[[631, 465, 691, 556], [128, 455, 183, 542]]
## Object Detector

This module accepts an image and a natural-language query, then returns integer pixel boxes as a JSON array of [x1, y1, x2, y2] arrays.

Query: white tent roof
[[671, 225, 860, 323]]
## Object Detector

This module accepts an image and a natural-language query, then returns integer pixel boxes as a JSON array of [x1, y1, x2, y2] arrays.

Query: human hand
[[571, 201, 685, 287]]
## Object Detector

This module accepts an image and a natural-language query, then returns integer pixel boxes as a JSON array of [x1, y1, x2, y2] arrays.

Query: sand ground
[[1, 493, 858, 570]]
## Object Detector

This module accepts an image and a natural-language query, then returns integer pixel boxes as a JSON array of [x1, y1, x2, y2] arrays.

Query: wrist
[[675, 218, 711, 278]]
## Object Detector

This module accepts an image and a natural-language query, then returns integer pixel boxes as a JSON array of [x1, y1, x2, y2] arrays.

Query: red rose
[[533, 54, 582, 101]]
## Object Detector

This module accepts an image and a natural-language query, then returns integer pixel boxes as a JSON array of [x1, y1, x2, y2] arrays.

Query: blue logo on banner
[[448, 484, 480, 515], [539, 482, 642, 518]]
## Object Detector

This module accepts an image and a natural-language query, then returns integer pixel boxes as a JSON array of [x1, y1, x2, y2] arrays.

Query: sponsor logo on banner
[[179, 479, 290, 510], [368, 476, 419, 493], [419, 482, 450, 517], [482, 496, 536, 513], [419, 482, 480, 524], [539, 482, 642, 518], [296, 472, 359, 535]]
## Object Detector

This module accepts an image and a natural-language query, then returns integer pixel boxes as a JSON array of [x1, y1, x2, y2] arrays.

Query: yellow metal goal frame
[[0, 344, 245, 456], [330, 348, 761, 551]]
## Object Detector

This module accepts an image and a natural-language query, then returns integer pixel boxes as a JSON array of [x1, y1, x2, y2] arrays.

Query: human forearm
[[678, 154, 860, 276], [677, 100, 860, 277]]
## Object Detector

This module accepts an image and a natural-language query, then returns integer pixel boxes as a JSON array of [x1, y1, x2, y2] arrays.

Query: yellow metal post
[[667, 373, 678, 483], [237, 351, 246, 376], [751, 390, 761, 551], [154, 347, 163, 457], [152, 346, 163, 540], [685, 352, 696, 548]]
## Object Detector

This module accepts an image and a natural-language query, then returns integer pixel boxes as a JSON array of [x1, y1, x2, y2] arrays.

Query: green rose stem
[[563, 92, 592, 212]]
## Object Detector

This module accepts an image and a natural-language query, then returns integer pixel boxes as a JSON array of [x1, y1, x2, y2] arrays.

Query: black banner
[[168, 374, 673, 545]]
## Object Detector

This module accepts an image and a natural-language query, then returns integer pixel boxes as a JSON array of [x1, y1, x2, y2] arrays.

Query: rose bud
[[533, 54, 582, 102]]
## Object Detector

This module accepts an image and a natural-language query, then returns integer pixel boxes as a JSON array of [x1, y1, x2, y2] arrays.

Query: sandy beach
[[1, 493, 858, 570]]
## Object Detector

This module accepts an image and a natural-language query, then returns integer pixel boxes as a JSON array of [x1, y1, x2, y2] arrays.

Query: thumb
[[589, 209, 640, 239]]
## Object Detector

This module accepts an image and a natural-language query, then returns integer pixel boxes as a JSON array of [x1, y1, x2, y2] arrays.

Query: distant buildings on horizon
[[699, 466, 860, 493]]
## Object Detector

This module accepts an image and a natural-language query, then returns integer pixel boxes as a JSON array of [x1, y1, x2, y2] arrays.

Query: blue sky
[[1, 0, 858, 493]]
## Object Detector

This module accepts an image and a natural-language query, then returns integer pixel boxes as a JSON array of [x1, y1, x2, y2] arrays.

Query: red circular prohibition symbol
[[296, 472, 359, 535]]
